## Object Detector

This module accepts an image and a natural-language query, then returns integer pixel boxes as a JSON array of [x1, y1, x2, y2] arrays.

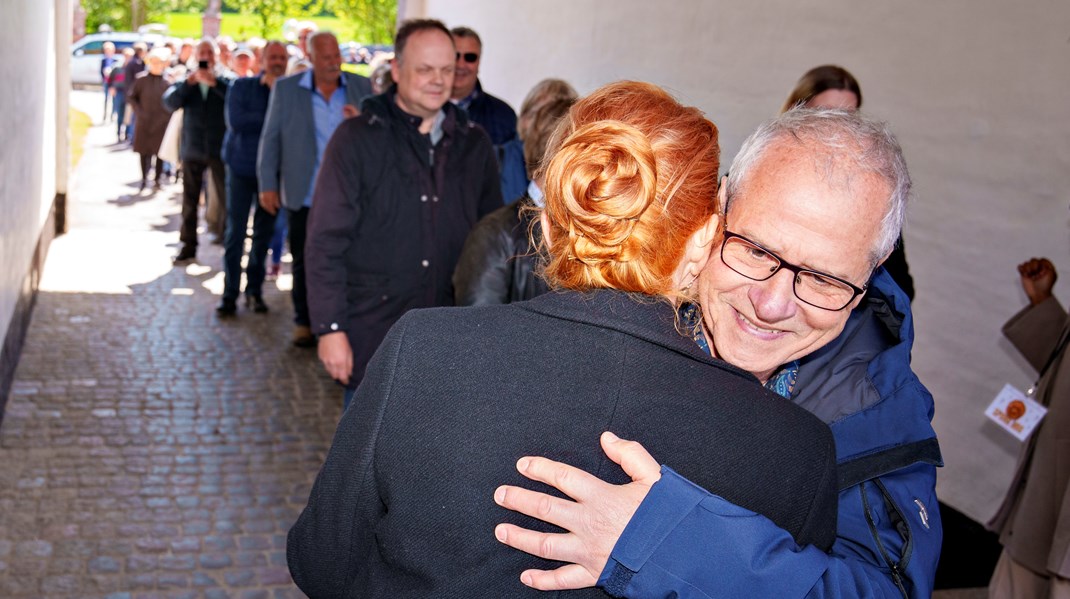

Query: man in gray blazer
[[257, 31, 371, 347]]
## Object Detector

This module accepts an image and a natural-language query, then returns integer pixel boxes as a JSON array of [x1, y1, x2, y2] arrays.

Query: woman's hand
[[493, 432, 661, 590]]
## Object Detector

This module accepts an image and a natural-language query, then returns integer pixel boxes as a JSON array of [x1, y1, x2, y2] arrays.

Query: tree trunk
[[130, 0, 140, 30]]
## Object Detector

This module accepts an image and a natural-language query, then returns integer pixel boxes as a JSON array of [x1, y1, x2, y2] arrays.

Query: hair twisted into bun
[[541, 81, 720, 296], [547, 120, 658, 267]]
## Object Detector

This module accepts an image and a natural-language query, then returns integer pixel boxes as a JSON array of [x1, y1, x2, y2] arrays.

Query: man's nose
[[748, 269, 798, 323]]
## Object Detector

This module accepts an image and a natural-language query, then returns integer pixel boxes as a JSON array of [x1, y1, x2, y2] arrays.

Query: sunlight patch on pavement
[[40, 229, 177, 294], [200, 271, 225, 296], [184, 263, 213, 277]]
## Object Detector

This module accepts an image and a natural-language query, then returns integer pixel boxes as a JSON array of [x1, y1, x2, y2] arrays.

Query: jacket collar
[[363, 89, 470, 138], [516, 289, 759, 385], [795, 266, 939, 464], [298, 69, 347, 92]]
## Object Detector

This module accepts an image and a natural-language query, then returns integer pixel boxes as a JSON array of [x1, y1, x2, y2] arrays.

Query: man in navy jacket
[[449, 26, 517, 147], [217, 41, 288, 316]]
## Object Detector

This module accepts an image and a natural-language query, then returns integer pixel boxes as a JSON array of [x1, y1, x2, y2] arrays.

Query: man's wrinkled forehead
[[729, 139, 865, 213]]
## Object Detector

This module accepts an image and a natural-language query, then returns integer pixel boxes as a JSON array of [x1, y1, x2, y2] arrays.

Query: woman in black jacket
[[287, 81, 839, 598], [453, 94, 576, 306]]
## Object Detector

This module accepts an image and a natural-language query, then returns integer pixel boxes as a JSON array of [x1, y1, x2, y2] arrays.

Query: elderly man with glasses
[[492, 109, 943, 598]]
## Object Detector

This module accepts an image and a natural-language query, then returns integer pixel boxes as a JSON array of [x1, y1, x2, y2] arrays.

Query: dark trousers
[[223, 168, 276, 301], [139, 153, 164, 182], [180, 157, 225, 250], [113, 91, 126, 138], [287, 206, 310, 326]]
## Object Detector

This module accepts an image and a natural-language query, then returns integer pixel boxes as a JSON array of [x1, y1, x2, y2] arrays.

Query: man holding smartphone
[[163, 39, 234, 264]]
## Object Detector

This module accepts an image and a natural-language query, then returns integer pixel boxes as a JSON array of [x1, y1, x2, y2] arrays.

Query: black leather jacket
[[453, 195, 549, 306]]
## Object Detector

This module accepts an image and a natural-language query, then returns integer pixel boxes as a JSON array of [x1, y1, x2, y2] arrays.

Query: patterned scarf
[[681, 303, 799, 399]]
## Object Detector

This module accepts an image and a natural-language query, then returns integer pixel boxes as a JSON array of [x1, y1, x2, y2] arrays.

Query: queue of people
[[101, 14, 1066, 599]]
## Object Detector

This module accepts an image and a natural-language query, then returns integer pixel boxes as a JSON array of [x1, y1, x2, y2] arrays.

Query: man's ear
[[717, 176, 728, 215]]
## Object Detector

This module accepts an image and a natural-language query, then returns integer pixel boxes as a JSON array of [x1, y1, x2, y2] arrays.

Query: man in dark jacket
[[449, 26, 517, 147], [217, 41, 288, 315], [306, 19, 502, 404], [163, 39, 234, 264]]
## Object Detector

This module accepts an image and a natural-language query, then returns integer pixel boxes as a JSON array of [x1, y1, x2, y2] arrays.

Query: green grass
[[69, 108, 92, 169], [163, 11, 348, 41]]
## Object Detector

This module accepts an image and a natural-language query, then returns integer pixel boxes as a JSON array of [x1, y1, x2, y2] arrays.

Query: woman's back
[[287, 290, 837, 598]]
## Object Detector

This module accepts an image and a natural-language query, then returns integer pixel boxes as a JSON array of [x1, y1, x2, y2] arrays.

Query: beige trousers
[[989, 551, 1070, 599]]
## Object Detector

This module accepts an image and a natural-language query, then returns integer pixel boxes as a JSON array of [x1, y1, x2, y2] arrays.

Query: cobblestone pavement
[[0, 91, 341, 598]]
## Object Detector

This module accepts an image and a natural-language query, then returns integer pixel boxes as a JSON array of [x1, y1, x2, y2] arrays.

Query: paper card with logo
[[985, 383, 1047, 442]]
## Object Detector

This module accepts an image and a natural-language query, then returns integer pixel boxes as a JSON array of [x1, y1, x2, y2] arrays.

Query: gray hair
[[197, 38, 219, 55], [305, 31, 337, 59], [725, 109, 910, 266]]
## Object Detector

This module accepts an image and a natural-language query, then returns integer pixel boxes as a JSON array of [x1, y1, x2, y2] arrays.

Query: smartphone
[[198, 60, 209, 70]]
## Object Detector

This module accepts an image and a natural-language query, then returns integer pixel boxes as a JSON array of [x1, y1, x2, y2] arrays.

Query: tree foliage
[[79, 0, 397, 44], [328, 0, 396, 45], [228, 0, 327, 37], [81, 0, 178, 33]]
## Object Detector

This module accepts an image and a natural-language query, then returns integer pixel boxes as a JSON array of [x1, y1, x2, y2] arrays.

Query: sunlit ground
[[47, 89, 293, 297]]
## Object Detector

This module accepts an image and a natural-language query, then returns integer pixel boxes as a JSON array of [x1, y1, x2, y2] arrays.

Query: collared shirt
[[451, 86, 480, 112], [681, 303, 800, 399], [299, 70, 348, 207], [528, 180, 544, 207]]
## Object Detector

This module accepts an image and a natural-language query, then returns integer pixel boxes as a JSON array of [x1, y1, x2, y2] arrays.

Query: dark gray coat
[[288, 289, 839, 598], [305, 92, 503, 388]]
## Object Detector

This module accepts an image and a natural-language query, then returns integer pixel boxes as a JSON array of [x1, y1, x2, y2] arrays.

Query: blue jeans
[[113, 90, 126, 138], [222, 168, 276, 301], [103, 82, 111, 120], [344, 386, 356, 410]]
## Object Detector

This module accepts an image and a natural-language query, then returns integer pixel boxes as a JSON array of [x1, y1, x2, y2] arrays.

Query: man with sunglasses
[[492, 109, 943, 598], [449, 26, 518, 148]]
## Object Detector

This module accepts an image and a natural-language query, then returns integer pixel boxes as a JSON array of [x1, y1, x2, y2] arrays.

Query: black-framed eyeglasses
[[456, 52, 479, 63], [720, 230, 867, 311]]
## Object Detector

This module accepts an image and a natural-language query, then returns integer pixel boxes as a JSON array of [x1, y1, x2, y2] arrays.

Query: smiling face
[[698, 140, 888, 382], [393, 28, 456, 122], [450, 34, 480, 99]]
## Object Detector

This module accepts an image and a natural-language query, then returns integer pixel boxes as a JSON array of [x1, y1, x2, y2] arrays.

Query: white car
[[70, 31, 164, 85]]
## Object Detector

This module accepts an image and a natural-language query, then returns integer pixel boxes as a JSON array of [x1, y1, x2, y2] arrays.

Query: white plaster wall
[[0, 1, 62, 345], [409, 0, 1070, 522]]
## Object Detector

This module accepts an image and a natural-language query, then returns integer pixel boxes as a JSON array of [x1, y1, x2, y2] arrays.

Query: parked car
[[70, 30, 164, 85]]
